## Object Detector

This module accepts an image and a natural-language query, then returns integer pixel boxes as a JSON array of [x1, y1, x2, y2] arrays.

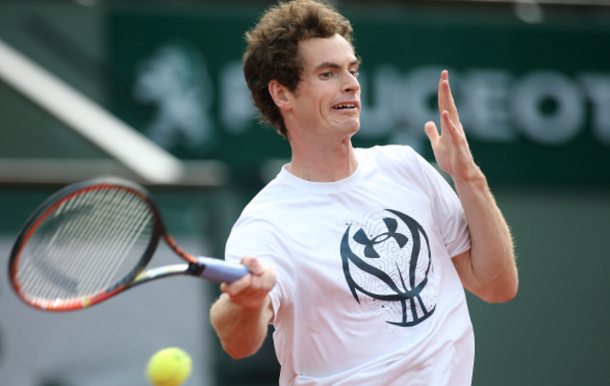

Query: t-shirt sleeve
[[225, 215, 295, 323], [410, 149, 471, 258]]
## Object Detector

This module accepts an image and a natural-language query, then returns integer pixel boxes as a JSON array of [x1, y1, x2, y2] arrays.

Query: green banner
[[109, 5, 610, 185]]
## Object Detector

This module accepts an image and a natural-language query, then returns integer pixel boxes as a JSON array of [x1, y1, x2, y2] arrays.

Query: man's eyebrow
[[313, 59, 360, 71]]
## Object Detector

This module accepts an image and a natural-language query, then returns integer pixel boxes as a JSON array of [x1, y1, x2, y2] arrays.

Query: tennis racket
[[8, 177, 250, 311]]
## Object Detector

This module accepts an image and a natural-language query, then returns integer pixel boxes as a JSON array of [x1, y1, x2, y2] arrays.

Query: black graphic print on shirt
[[340, 209, 436, 327]]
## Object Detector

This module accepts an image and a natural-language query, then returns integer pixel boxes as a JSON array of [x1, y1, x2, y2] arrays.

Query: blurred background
[[0, 0, 609, 385]]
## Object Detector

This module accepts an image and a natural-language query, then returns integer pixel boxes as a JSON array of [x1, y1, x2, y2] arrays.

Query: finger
[[441, 77, 461, 126], [424, 121, 440, 144], [222, 274, 253, 297], [227, 273, 272, 308], [241, 255, 264, 276], [234, 293, 268, 309], [442, 111, 466, 145], [441, 80, 456, 114], [437, 72, 447, 116]]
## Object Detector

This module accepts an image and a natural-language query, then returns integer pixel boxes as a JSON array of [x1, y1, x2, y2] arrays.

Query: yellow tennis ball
[[146, 347, 192, 386]]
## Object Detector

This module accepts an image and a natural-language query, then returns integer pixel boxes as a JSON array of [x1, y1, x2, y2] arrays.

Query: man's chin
[[346, 119, 361, 134], [328, 117, 360, 136]]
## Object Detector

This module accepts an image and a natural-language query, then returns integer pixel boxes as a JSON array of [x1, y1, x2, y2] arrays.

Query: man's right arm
[[209, 256, 276, 359]]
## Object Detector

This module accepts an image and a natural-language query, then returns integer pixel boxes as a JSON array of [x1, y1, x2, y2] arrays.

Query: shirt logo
[[341, 209, 435, 327]]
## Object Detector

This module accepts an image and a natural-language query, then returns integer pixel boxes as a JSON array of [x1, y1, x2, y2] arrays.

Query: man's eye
[[320, 72, 332, 78], [351, 71, 360, 78]]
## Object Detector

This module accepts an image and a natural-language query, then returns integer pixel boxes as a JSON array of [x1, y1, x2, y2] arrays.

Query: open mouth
[[332, 103, 358, 110]]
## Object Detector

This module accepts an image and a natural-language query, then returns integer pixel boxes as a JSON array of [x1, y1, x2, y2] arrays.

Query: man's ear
[[268, 80, 292, 111]]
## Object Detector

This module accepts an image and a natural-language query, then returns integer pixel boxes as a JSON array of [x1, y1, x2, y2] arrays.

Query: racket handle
[[197, 257, 251, 283]]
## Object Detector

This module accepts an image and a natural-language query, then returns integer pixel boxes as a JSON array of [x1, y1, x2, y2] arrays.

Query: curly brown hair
[[243, 0, 355, 138]]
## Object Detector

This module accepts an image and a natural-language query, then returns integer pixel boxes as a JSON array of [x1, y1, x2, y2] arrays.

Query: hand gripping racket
[[9, 177, 249, 311]]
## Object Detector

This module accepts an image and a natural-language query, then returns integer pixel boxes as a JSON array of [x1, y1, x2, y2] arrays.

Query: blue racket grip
[[197, 257, 251, 283]]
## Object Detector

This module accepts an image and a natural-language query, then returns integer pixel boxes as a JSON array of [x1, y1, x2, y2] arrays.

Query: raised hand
[[424, 70, 482, 183]]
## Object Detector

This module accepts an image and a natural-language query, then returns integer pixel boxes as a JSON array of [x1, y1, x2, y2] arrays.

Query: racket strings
[[19, 190, 102, 299], [52, 189, 121, 295], [24, 189, 153, 300], [48, 188, 137, 297], [24, 189, 114, 299], [77, 190, 153, 295], [34, 189, 121, 298], [17, 187, 155, 301]]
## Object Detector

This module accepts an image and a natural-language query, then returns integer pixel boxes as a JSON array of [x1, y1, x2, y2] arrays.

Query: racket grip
[[197, 257, 251, 283]]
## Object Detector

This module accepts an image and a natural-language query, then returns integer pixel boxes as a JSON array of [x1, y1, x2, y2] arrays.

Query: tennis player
[[210, 1, 518, 385]]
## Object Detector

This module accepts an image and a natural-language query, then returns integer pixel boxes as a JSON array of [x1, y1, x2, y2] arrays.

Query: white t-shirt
[[225, 145, 474, 386]]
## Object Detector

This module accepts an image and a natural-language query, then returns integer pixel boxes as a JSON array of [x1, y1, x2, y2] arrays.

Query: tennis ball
[[146, 347, 192, 386]]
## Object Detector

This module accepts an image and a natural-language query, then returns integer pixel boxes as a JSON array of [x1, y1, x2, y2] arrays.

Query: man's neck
[[287, 137, 358, 182]]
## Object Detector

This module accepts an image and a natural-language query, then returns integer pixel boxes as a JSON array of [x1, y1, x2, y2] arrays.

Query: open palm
[[424, 71, 479, 182]]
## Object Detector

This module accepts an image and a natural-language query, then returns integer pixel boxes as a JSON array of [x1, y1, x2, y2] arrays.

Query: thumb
[[242, 256, 265, 276], [424, 121, 440, 145]]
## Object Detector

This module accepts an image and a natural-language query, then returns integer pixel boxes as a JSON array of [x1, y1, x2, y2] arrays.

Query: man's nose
[[343, 72, 360, 94]]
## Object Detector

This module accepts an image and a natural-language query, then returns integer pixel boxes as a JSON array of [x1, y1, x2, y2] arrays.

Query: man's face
[[288, 34, 361, 138]]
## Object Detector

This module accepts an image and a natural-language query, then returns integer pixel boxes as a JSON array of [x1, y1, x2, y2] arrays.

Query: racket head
[[9, 177, 164, 311]]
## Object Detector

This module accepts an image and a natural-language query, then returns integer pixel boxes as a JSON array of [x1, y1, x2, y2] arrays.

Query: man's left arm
[[425, 70, 518, 303]]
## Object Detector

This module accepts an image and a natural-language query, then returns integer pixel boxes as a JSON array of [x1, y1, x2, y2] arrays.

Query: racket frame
[[9, 177, 164, 311]]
